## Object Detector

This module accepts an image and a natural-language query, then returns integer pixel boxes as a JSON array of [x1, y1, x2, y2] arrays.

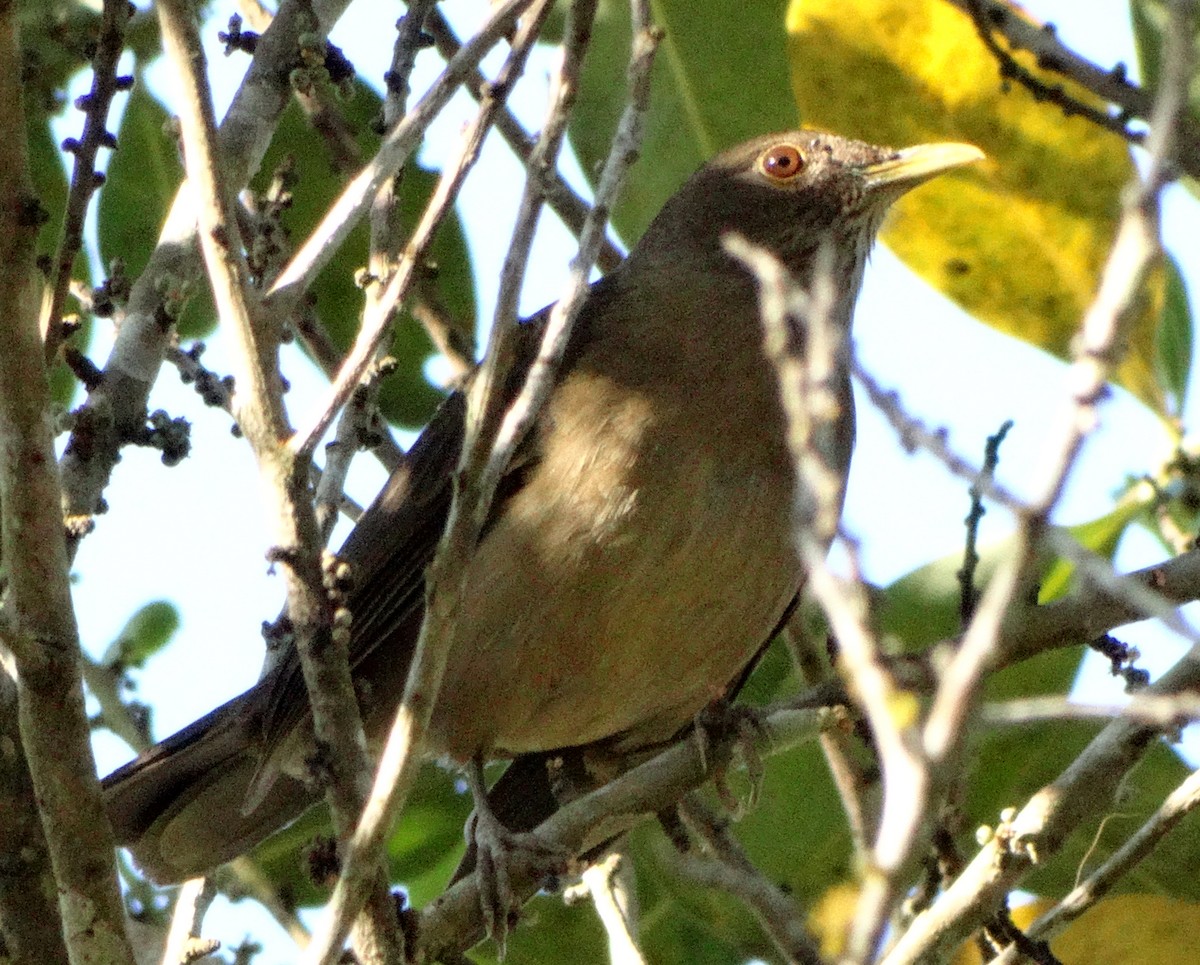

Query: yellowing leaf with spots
[[952, 895, 1200, 964], [787, 0, 1166, 414]]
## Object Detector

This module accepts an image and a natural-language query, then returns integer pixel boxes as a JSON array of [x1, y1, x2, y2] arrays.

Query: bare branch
[[417, 700, 843, 960], [425, 8, 626, 274], [883, 3, 1196, 956], [576, 853, 646, 965], [945, 0, 1200, 179], [60, 0, 356, 558], [160, 877, 218, 965], [155, 1, 402, 958], [0, 6, 134, 961], [1000, 766, 1200, 961], [674, 795, 824, 965], [297, 5, 658, 960], [288, 0, 544, 459], [266, 0, 535, 307]]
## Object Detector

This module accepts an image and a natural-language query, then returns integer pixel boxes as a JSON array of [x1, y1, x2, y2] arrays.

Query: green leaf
[[254, 83, 475, 428], [1156, 253, 1193, 416], [103, 600, 180, 669], [97, 82, 214, 337], [879, 502, 1143, 657], [97, 82, 180, 283], [251, 761, 469, 907], [568, 0, 797, 245], [1130, 0, 1200, 201]]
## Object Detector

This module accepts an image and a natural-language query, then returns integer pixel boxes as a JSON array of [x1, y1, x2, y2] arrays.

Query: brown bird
[[103, 131, 981, 890]]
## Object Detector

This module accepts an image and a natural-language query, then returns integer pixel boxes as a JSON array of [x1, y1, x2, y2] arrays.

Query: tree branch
[[0, 6, 134, 962], [154, 2, 402, 959], [298, 4, 658, 960]]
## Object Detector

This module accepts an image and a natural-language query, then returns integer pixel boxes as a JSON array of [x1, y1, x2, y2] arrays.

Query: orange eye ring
[[759, 144, 805, 181]]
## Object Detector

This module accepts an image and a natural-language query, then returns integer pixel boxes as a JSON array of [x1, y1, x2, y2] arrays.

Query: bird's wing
[[253, 305, 563, 768]]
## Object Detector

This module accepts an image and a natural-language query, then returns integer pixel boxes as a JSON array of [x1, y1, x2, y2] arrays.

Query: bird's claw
[[693, 700, 768, 818], [468, 804, 568, 956]]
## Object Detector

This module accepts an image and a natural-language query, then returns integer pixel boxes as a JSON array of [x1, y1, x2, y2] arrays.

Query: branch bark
[[0, 7, 134, 963]]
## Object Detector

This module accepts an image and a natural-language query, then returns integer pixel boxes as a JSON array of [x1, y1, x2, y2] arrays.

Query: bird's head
[[629, 130, 983, 282]]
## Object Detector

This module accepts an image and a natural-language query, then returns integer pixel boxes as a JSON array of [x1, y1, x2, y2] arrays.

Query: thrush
[[103, 130, 981, 893]]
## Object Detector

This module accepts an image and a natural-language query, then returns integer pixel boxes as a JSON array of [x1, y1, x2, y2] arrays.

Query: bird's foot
[[467, 802, 568, 955], [693, 699, 768, 817], [465, 759, 569, 956]]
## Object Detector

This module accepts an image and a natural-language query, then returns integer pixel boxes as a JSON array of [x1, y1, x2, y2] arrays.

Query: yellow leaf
[[952, 895, 1200, 964], [809, 881, 860, 957], [786, 0, 1165, 413]]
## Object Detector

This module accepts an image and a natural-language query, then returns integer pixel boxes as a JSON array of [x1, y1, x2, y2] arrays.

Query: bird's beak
[[861, 142, 985, 192]]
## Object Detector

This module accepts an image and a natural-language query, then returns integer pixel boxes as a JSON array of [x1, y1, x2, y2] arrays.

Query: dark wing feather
[[256, 309, 559, 757]]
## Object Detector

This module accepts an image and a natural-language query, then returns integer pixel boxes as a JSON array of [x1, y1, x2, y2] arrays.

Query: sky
[[58, 0, 1200, 956]]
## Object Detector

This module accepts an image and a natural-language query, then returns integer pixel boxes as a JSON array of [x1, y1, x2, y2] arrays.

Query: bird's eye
[[759, 144, 805, 181]]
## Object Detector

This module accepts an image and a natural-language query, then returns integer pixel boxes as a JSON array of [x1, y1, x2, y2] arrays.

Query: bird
[[102, 130, 982, 895]]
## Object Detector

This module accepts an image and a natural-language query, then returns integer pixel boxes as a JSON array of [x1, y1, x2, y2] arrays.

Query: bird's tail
[[102, 695, 317, 884]]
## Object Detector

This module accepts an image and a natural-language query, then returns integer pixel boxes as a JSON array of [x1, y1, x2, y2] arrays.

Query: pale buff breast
[[427, 363, 807, 763]]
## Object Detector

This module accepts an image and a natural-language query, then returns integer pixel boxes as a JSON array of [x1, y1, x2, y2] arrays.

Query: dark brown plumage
[[102, 131, 981, 885]]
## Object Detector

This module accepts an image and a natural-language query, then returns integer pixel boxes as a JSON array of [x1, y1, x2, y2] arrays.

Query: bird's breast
[[429, 365, 815, 762]]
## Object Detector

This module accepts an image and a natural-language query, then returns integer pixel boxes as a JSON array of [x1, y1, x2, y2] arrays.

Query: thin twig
[[287, 0, 543, 458], [59, 0, 356, 562], [999, 767, 1200, 961], [982, 693, 1200, 727], [416, 700, 843, 960], [297, 6, 658, 961], [310, 0, 440, 537], [155, 2, 403, 959], [491, 0, 600, 340], [425, 8, 626, 274], [42, 0, 133, 365], [958, 421, 1012, 626], [723, 235, 926, 959], [958, 0, 1147, 146], [852, 365, 1200, 649], [944, 0, 1200, 179], [160, 877, 219, 965], [883, 3, 1196, 957], [577, 853, 646, 965], [675, 795, 823, 965], [266, 0, 533, 305]]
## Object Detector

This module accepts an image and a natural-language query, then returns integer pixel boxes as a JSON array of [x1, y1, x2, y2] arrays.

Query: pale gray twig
[[287, 0, 543, 459], [492, 0, 600, 338], [155, 2, 402, 958], [425, 8, 626, 274], [267, 0, 533, 304], [578, 853, 646, 965], [674, 795, 823, 965], [417, 701, 842, 960], [60, 0, 355, 561], [160, 877, 218, 965], [883, 3, 1196, 958], [296, 2, 643, 960], [853, 365, 1200, 649], [994, 766, 1200, 963], [724, 234, 926, 959], [982, 693, 1200, 727]]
